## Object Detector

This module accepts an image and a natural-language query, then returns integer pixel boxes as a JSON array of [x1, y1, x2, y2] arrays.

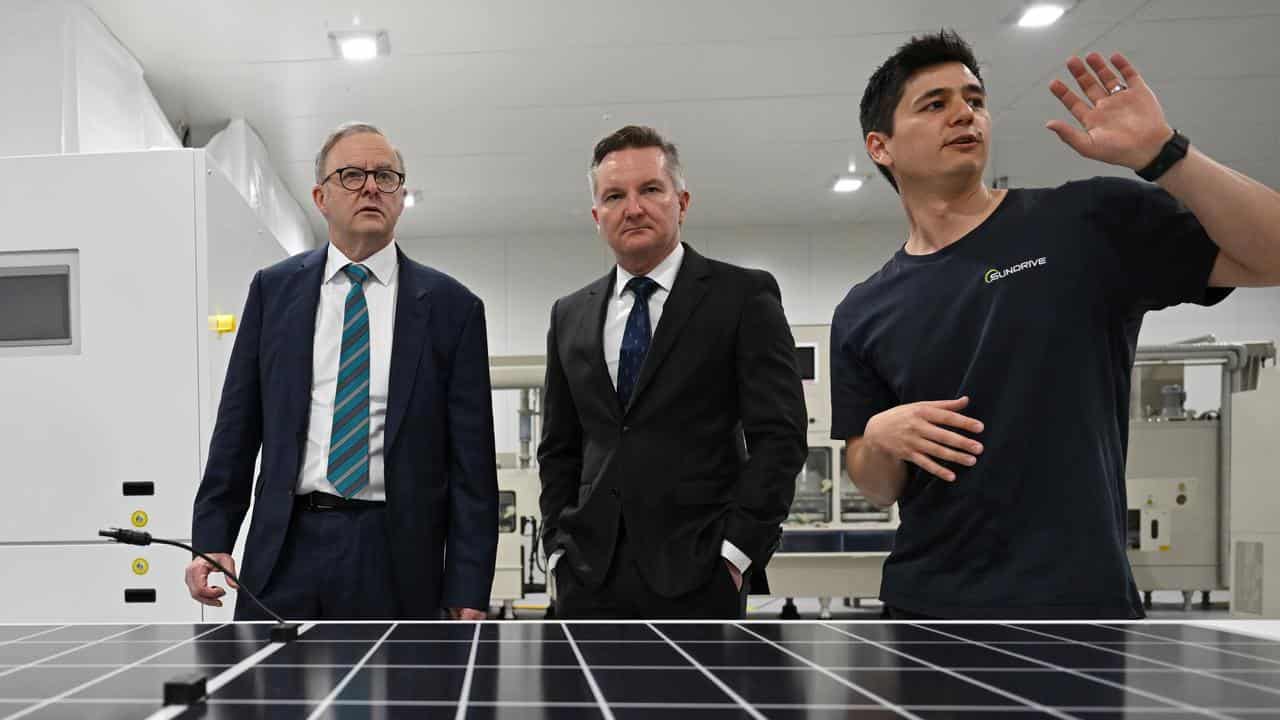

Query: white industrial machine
[[1228, 365, 1280, 617], [1126, 341, 1275, 611], [0, 149, 288, 621], [769, 324, 899, 618], [489, 356, 551, 617]]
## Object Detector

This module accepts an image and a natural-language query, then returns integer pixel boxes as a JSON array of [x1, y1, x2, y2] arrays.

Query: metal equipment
[[1126, 340, 1275, 611], [1228, 364, 1280, 617], [768, 325, 899, 618], [489, 356, 551, 615]]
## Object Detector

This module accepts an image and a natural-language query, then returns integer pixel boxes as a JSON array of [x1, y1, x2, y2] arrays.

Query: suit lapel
[[577, 270, 622, 419], [627, 244, 712, 412], [385, 249, 432, 453], [283, 249, 326, 439]]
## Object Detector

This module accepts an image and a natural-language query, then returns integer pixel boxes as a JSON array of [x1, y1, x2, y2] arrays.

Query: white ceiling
[[83, 0, 1280, 240]]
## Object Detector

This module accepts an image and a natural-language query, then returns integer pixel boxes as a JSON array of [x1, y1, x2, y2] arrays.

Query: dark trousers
[[235, 499, 402, 620], [554, 520, 749, 620]]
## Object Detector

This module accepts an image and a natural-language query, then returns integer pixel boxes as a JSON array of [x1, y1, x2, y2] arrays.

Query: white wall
[[206, 119, 316, 255], [400, 222, 1280, 453], [0, 1, 67, 156]]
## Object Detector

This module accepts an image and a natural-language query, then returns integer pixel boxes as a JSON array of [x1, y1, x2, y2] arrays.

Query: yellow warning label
[[131, 510, 149, 528], [1159, 545, 1171, 552], [132, 558, 149, 575], [208, 314, 236, 334]]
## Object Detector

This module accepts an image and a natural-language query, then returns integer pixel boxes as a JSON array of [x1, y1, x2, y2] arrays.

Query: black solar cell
[[0, 621, 1276, 719]]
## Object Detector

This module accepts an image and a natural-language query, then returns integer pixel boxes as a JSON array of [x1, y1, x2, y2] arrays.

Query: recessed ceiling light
[[328, 30, 390, 61], [832, 177, 863, 193], [341, 36, 377, 60], [404, 190, 422, 208], [847, 157, 858, 174], [1018, 4, 1066, 28]]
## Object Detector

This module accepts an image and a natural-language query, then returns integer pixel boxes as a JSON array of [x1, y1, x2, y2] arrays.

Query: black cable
[[98, 528, 286, 625], [527, 516, 545, 574]]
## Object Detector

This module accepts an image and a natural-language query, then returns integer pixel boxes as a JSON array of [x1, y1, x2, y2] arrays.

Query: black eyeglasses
[[322, 166, 406, 193]]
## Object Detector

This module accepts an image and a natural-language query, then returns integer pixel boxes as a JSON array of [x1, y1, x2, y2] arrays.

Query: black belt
[[295, 491, 386, 512]]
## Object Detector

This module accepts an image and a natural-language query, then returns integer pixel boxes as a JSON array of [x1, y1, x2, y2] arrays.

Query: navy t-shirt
[[829, 177, 1232, 619]]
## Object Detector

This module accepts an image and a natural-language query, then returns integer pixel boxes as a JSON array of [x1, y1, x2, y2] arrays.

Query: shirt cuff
[[547, 549, 564, 574], [721, 540, 751, 574]]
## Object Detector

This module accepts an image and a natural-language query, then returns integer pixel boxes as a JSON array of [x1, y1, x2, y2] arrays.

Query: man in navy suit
[[186, 122, 497, 620]]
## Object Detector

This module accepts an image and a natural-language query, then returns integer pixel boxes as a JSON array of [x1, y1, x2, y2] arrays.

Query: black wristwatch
[[1136, 130, 1189, 182]]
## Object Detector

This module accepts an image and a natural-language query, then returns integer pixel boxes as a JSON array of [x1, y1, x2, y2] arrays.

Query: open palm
[[1046, 52, 1174, 171]]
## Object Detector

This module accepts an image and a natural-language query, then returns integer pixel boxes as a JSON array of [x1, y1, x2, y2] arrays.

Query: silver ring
[[1109, 83, 1127, 95]]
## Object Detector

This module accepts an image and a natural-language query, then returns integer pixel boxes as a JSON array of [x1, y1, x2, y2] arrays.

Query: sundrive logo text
[[984, 257, 1048, 284]]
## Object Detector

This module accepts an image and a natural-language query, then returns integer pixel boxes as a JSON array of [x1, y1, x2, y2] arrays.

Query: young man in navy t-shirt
[[832, 31, 1280, 619]]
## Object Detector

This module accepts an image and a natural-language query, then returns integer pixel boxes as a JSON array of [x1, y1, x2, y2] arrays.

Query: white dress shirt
[[549, 243, 752, 579], [296, 240, 399, 500], [603, 242, 684, 388]]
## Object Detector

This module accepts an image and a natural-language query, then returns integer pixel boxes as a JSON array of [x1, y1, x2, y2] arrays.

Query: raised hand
[[1046, 52, 1174, 171]]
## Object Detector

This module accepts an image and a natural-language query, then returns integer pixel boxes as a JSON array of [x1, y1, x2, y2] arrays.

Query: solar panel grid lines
[[302, 622, 398, 720], [0, 625, 145, 682], [1020, 624, 1280, 711], [561, 622, 617, 720], [1, 621, 1280, 719], [916, 623, 1236, 720], [732, 623, 926, 719], [143, 621, 322, 720], [819, 622, 1080, 720], [454, 623, 483, 720], [1103, 623, 1280, 666], [0, 628, 69, 646], [2, 624, 227, 720], [646, 622, 768, 720]]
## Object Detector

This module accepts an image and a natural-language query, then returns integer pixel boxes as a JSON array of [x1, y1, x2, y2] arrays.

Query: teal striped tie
[[328, 263, 372, 498]]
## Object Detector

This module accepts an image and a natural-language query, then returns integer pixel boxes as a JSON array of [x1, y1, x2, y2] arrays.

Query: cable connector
[[99, 528, 153, 546]]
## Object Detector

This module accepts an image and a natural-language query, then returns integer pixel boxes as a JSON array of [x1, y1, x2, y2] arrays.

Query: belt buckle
[[309, 493, 337, 512]]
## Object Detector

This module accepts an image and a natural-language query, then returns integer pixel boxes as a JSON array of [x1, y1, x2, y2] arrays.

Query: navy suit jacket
[[192, 245, 498, 618]]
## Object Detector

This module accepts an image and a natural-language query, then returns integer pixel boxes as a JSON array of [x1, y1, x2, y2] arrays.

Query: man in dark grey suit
[[538, 125, 807, 619]]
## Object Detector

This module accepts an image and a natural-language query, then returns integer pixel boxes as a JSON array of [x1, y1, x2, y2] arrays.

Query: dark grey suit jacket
[[538, 243, 806, 598]]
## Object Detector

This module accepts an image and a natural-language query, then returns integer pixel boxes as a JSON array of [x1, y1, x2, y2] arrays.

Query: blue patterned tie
[[328, 263, 372, 498], [616, 276, 660, 409]]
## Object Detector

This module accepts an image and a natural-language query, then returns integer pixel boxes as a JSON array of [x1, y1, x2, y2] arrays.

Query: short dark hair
[[859, 30, 983, 192], [589, 125, 685, 196]]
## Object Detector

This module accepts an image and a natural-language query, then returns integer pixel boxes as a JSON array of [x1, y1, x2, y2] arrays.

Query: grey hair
[[586, 125, 687, 199], [314, 122, 406, 184]]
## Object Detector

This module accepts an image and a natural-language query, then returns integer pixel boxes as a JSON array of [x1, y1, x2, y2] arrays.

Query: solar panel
[[0, 621, 1277, 719]]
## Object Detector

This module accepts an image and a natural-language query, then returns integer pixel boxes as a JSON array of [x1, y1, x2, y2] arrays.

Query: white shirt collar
[[613, 242, 685, 299], [325, 239, 399, 286]]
